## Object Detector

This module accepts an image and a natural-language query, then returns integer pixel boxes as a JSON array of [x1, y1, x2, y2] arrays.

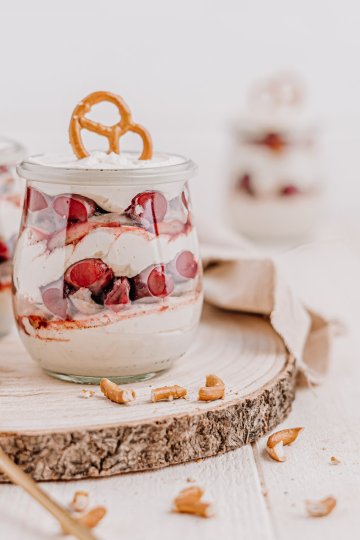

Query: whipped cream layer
[[236, 108, 317, 139], [229, 190, 323, 239], [28, 151, 187, 170], [14, 225, 198, 304], [19, 151, 196, 189], [19, 291, 203, 377]]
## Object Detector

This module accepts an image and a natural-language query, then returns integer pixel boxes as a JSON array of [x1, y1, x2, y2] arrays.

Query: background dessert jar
[[0, 137, 25, 336], [13, 151, 203, 382], [228, 73, 324, 241]]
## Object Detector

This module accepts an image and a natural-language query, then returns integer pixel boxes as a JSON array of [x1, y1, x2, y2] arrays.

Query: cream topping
[[28, 151, 186, 170]]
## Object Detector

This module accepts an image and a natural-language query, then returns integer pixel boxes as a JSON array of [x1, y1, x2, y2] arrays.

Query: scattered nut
[[100, 378, 136, 404], [151, 385, 187, 402], [173, 486, 214, 518], [186, 477, 196, 483], [76, 506, 107, 529], [305, 496, 337, 517], [266, 427, 304, 462], [330, 456, 341, 465], [267, 441, 286, 462], [71, 490, 89, 513], [80, 389, 95, 399], [198, 374, 225, 402]]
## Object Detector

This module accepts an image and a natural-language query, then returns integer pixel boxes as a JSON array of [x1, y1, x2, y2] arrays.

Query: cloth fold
[[199, 221, 334, 383]]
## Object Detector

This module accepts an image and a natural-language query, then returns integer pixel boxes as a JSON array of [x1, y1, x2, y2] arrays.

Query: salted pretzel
[[249, 72, 304, 110], [69, 91, 153, 160]]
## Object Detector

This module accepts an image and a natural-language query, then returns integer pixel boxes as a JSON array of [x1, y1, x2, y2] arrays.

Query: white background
[[1, 0, 360, 219]]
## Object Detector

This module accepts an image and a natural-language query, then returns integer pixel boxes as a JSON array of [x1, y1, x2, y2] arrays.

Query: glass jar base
[[44, 369, 161, 385]]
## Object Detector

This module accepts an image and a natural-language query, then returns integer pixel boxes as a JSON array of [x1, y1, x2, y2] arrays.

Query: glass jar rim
[[0, 138, 25, 166], [17, 151, 198, 186]]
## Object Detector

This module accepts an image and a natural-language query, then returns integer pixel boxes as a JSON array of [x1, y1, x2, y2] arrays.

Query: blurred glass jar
[[0, 138, 25, 336], [14, 152, 203, 383], [228, 74, 323, 240]]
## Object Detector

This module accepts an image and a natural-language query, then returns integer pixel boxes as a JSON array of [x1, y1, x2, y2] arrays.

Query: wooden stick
[[0, 446, 97, 540]]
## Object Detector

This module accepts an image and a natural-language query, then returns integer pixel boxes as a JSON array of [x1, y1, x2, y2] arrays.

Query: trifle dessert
[[13, 91, 203, 382], [228, 74, 323, 240], [0, 138, 25, 336]]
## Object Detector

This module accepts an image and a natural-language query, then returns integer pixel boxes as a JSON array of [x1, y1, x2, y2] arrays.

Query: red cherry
[[64, 258, 114, 296], [238, 174, 254, 195], [104, 277, 131, 312], [0, 240, 10, 263], [148, 266, 174, 297], [40, 279, 69, 319], [131, 264, 174, 300], [281, 185, 300, 196], [126, 191, 168, 223], [53, 195, 96, 222], [26, 187, 49, 212], [175, 251, 198, 279], [257, 132, 286, 152]]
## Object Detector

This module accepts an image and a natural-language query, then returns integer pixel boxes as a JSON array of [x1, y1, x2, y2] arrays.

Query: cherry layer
[[25, 187, 190, 243], [38, 250, 198, 318], [280, 185, 301, 196], [252, 132, 287, 152]]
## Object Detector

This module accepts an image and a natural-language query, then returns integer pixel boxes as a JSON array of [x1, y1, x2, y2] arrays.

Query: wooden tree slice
[[0, 305, 296, 482]]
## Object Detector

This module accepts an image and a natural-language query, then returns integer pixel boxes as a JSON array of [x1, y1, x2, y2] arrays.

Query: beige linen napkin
[[199, 221, 334, 383]]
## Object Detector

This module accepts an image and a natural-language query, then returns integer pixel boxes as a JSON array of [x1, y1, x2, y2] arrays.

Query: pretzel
[[249, 72, 304, 110], [69, 91, 153, 160]]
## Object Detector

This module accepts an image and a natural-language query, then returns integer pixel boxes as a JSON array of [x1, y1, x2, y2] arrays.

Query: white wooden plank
[[0, 447, 275, 540], [255, 330, 360, 540]]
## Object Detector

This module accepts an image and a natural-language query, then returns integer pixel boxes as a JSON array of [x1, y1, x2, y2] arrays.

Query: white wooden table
[[1, 221, 360, 539]]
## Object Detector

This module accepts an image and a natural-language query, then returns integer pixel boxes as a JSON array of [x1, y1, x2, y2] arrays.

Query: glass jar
[[14, 152, 203, 383], [0, 138, 25, 336], [228, 76, 324, 241]]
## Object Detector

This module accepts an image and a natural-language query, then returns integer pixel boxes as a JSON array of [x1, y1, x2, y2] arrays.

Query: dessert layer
[[229, 190, 323, 239], [14, 225, 199, 304], [232, 145, 321, 197], [18, 292, 203, 377], [14, 184, 201, 321]]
